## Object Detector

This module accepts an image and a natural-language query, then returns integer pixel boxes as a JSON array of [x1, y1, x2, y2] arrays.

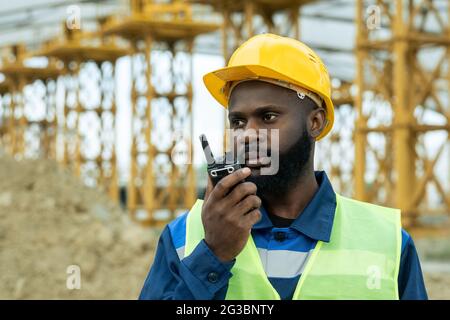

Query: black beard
[[245, 128, 313, 198]]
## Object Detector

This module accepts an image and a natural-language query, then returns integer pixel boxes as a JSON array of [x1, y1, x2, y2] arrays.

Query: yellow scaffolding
[[37, 23, 128, 201], [0, 44, 60, 159], [190, 0, 316, 60], [103, 0, 219, 225], [0, 79, 12, 150], [355, 0, 450, 227]]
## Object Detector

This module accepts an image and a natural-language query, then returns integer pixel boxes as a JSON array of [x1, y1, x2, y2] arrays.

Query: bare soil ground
[[0, 152, 159, 299], [414, 236, 450, 299]]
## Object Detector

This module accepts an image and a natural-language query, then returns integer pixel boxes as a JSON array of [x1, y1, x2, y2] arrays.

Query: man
[[139, 34, 427, 300]]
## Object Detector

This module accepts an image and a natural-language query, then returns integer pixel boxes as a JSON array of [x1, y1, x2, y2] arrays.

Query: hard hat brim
[[203, 64, 334, 140]]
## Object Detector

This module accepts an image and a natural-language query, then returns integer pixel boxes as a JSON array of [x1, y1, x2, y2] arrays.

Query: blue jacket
[[139, 171, 428, 300]]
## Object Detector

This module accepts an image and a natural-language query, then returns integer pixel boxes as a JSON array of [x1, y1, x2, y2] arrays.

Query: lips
[[235, 145, 272, 168]]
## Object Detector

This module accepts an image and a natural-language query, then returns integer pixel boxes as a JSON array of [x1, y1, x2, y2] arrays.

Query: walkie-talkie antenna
[[199, 134, 216, 167]]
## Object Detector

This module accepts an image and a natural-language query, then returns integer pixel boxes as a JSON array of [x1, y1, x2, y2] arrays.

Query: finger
[[204, 175, 214, 202], [209, 167, 252, 200], [233, 195, 261, 216], [223, 182, 257, 207], [242, 208, 262, 227]]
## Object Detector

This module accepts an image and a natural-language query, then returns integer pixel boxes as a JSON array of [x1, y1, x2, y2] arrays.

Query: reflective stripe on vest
[[185, 193, 401, 300]]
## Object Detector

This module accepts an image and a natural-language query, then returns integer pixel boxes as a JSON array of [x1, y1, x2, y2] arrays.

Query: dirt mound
[[424, 271, 450, 299], [0, 151, 158, 299]]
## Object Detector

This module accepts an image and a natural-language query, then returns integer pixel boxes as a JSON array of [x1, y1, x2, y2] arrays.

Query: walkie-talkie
[[199, 134, 244, 186]]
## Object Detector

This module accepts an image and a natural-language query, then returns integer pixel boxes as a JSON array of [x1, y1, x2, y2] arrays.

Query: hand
[[201, 167, 261, 262]]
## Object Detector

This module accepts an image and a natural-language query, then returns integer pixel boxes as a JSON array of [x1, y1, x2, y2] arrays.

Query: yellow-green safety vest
[[185, 193, 401, 300]]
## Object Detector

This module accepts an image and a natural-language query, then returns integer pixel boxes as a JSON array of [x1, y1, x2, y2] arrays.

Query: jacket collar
[[252, 171, 337, 243]]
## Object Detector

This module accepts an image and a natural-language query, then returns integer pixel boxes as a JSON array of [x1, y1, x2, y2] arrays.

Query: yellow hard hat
[[203, 33, 334, 140]]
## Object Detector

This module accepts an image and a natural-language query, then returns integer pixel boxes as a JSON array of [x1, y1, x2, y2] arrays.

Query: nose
[[244, 118, 259, 132], [233, 127, 270, 161], [236, 128, 258, 149]]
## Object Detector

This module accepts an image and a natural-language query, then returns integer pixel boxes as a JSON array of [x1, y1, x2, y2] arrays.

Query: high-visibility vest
[[184, 193, 401, 300]]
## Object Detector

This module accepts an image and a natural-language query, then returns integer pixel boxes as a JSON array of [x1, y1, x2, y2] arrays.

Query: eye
[[262, 112, 278, 122], [230, 118, 246, 128]]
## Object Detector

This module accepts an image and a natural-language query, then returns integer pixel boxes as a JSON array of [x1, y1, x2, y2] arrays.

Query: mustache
[[237, 146, 273, 166]]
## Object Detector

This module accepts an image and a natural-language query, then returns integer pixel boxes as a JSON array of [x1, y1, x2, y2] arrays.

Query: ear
[[308, 108, 327, 139]]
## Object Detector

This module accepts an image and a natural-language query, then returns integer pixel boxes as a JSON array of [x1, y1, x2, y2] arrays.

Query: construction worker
[[139, 34, 428, 300]]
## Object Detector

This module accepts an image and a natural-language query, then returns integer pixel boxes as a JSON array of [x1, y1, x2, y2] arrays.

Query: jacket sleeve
[[139, 226, 235, 300], [398, 229, 428, 300]]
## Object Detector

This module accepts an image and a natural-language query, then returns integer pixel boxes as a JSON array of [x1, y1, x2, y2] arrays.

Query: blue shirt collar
[[252, 171, 337, 243]]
